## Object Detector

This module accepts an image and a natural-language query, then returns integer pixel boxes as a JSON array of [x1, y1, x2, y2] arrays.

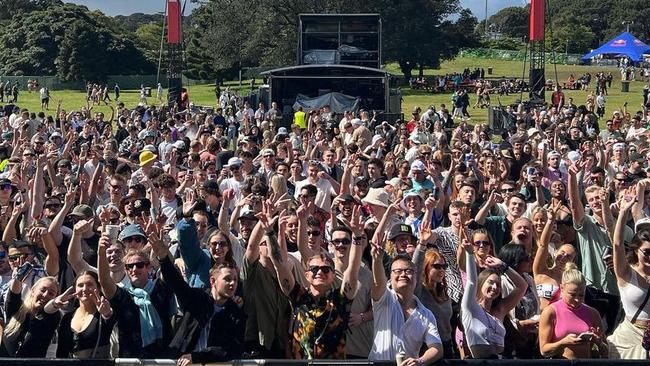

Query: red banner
[[529, 0, 545, 41], [167, 0, 181, 44]]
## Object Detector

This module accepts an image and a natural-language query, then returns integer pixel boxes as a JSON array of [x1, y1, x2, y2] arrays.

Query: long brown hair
[[422, 249, 449, 303]]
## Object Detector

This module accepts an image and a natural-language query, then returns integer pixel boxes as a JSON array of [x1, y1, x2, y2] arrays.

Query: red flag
[[167, 0, 181, 44], [529, 0, 545, 41]]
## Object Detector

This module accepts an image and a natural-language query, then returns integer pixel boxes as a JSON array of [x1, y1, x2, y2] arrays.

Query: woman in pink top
[[538, 263, 607, 358]]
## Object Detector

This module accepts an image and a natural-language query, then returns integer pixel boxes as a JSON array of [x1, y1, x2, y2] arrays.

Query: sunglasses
[[473, 240, 490, 248], [331, 238, 351, 246], [45, 203, 62, 209], [125, 261, 148, 270], [209, 240, 229, 249], [308, 265, 333, 276], [123, 237, 145, 243], [391, 268, 415, 276], [639, 248, 650, 258], [501, 188, 515, 193], [263, 155, 273, 159], [8, 253, 29, 262], [110, 184, 123, 190], [432, 263, 448, 270], [307, 230, 321, 237]]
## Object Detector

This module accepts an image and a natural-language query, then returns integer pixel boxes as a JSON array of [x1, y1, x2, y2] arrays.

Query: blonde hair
[[561, 262, 586, 288], [4, 276, 59, 337], [269, 174, 288, 198]]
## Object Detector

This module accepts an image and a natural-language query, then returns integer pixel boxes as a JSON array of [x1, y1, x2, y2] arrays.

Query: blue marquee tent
[[581, 32, 650, 62]]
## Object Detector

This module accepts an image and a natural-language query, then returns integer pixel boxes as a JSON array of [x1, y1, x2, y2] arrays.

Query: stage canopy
[[581, 32, 650, 62]]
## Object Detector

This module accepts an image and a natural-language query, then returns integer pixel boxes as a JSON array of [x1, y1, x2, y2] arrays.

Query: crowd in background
[[0, 72, 648, 365]]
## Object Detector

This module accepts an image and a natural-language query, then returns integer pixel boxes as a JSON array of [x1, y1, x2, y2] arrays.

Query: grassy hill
[[6, 57, 646, 129]]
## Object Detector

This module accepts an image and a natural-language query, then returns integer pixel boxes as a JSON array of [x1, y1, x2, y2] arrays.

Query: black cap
[[132, 198, 151, 215], [238, 210, 258, 221], [338, 193, 356, 202], [388, 223, 417, 241]]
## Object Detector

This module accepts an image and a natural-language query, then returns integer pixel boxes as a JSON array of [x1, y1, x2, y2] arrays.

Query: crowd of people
[[0, 72, 648, 365]]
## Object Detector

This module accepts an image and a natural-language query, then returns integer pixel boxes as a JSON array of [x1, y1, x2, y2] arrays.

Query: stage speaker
[[167, 78, 182, 106], [529, 68, 545, 101]]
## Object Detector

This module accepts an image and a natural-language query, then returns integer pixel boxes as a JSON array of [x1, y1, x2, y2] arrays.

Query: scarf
[[125, 279, 162, 347]]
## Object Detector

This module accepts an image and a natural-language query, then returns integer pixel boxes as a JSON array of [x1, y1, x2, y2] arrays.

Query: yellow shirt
[[294, 110, 306, 129]]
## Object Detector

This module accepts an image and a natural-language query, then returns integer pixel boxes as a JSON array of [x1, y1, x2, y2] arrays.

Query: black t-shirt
[[56, 310, 117, 357], [213, 115, 226, 128], [0, 291, 61, 357]]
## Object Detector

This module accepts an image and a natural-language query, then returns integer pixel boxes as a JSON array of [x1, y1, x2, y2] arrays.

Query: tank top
[[619, 270, 650, 321], [551, 300, 591, 341]]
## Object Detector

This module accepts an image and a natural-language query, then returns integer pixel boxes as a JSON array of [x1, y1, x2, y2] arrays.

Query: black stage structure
[[255, 14, 401, 126]]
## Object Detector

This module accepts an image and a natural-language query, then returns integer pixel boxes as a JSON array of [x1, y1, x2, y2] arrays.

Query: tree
[[0, 3, 154, 80], [487, 6, 529, 39]]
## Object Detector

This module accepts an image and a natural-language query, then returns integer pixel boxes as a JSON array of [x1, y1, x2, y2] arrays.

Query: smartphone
[[527, 167, 536, 176], [16, 262, 33, 282], [578, 332, 594, 341], [432, 186, 440, 200], [464, 153, 474, 162]]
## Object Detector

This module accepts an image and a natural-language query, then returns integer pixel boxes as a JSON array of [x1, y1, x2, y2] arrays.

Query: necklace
[[481, 306, 499, 334]]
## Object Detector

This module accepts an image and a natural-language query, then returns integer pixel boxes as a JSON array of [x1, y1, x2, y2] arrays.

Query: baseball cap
[[68, 204, 93, 219], [119, 224, 147, 242], [410, 160, 425, 171], [388, 223, 417, 241], [225, 157, 242, 168], [131, 198, 151, 216]]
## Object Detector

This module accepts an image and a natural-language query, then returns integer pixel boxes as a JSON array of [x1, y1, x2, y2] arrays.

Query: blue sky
[[68, 0, 528, 18]]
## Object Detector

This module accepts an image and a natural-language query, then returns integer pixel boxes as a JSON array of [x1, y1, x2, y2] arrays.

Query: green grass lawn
[[6, 57, 647, 129]]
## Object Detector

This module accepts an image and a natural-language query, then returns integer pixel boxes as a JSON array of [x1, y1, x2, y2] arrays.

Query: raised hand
[[182, 189, 196, 217], [73, 219, 94, 234], [92, 288, 113, 318], [484, 255, 505, 269], [461, 239, 473, 254], [53, 286, 76, 309]]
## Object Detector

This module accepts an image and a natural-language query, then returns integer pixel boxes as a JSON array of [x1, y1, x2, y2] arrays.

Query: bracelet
[[353, 236, 366, 241]]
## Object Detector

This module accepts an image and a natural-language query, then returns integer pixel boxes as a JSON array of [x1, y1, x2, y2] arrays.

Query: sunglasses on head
[[432, 263, 448, 270], [125, 261, 148, 270], [308, 265, 333, 276], [331, 238, 351, 246]]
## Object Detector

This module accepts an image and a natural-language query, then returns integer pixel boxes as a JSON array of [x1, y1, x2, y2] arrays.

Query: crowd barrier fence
[[1, 359, 649, 366]]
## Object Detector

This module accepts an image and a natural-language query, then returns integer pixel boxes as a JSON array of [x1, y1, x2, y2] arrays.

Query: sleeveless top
[[551, 300, 591, 341], [619, 270, 650, 321]]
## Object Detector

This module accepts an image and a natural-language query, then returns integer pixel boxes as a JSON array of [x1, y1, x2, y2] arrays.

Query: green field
[[6, 57, 647, 128]]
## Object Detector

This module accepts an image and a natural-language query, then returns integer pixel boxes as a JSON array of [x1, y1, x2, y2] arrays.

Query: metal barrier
[[2, 359, 649, 366]]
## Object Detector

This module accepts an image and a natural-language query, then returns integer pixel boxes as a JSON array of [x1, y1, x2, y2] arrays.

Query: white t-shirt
[[219, 177, 245, 210], [369, 287, 442, 361], [294, 178, 336, 213]]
